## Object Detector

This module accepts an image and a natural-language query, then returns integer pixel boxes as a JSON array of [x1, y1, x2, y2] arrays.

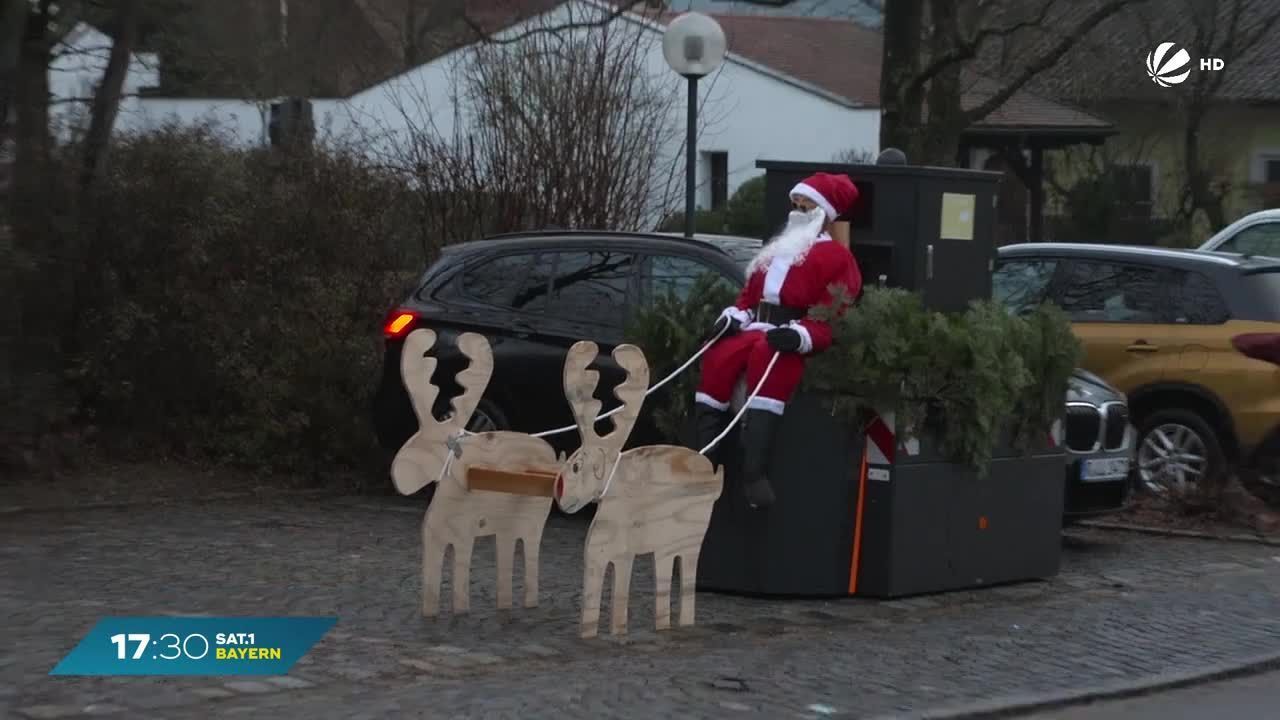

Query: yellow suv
[[993, 243, 1280, 503]]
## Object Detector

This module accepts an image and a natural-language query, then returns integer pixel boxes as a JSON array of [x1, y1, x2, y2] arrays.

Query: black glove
[[708, 314, 742, 342], [766, 327, 803, 353]]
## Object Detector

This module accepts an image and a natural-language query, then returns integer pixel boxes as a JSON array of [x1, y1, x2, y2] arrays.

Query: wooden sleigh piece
[[466, 466, 558, 497]]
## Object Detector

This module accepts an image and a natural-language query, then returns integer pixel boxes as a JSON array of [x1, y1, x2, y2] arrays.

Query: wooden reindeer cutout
[[555, 341, 725, 638], [392, 329, 561, 617]]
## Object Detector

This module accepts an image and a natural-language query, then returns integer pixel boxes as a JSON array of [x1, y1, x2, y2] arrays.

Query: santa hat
[[789, 172, 859, 221]]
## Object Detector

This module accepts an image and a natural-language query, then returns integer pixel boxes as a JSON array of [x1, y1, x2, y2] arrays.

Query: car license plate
[[1081, 457, 1130, 481]]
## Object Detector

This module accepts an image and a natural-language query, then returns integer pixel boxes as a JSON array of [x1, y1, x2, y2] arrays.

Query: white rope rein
[[596, 347, 778, 497], [526, 322, 731, 439], [600, 450, 624, 499], [437, 324, 731, 484], [438, 323, 781, 495], [698, 351, 780, 456], [433, 429, 466, 485]]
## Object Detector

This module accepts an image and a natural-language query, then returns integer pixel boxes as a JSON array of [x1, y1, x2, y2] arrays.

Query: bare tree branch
[[462, 0, 650, 46], [961, 0, 1134, 124], [908, 0, 1054, 95], [1174, 0, 1280, 231], [359, 8, 678, 244]]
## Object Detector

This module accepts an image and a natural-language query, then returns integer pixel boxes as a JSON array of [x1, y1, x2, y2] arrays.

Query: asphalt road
[[1026, 670, 1280, 719]]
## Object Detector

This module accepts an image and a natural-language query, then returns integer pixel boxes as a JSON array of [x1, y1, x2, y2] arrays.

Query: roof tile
[[682, 13, 1112, 129]]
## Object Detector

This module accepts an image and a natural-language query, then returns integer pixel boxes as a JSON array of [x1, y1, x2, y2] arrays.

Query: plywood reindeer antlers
[[392, 328, 443, 496], [451, 333, 494, 423], [562, 341, 649, 451], [393, 328, 497, 495]]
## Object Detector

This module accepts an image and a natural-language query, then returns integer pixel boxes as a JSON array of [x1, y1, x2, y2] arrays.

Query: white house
[[48, 23, 161, 141], [51, 2, 881, 219]]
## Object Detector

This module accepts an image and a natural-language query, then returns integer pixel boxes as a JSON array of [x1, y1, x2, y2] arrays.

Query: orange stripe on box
[[848, 442, 870, 595]]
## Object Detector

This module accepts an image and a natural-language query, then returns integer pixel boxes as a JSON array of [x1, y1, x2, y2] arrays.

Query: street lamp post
[[662, 12, 727, 239]]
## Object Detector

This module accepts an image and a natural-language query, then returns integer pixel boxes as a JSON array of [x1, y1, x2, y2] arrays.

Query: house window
[[1266, 158, 1280, 183], [1249, 151, 1280, 183], [708, 151, 728, 210], [1255, 153, 1280, 206], [1108, 164, 1154, 219]]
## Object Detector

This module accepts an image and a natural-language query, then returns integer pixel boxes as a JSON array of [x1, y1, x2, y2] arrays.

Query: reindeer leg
[[581, 553, 607, 639], [421, 514, 446, 618], [610, 554, 635, 637], [451, 534, 475, 614], [654, 554, 674, 631], [421, 543, 444, 618], [522, 530, 542, 608], [678, 552, 700, 627], [495, 532, 514, 610]]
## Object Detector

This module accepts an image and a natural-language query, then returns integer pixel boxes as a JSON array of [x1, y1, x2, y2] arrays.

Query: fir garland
[[623, 273, 738, 440], [628, 281, 1081, 474]]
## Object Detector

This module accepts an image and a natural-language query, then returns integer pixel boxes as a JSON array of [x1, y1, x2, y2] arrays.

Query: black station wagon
[[372, 231, 761, 457]]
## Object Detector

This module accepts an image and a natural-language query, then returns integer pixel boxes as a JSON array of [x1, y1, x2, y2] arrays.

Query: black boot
[[739, 409, 782, 509], [693, 403, 730, 460]]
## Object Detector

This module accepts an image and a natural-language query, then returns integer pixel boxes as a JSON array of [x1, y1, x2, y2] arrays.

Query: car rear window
[[1167, 269, 1229, 324], [701, 239, 760, 270], [449, 252, 555, 312], [1054, 260, 1168, 323], [1218, 221, 1280, 258]]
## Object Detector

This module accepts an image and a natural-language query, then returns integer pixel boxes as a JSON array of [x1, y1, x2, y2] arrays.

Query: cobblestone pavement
[[5, 494, 1280, 719]]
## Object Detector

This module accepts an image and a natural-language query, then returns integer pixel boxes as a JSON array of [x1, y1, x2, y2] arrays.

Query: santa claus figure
[[694, 172, 862, 509]]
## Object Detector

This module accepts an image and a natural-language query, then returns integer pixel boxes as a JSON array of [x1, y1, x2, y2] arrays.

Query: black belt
[[755, 302, 804, 325]]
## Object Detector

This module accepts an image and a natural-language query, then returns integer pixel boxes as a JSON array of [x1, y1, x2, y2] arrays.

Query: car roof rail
[[1000, 242, 1245, 266], [476, 228, 735, 255]]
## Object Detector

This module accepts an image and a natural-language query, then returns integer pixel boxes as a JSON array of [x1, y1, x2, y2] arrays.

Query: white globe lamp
[[662, 13, 727, 238]]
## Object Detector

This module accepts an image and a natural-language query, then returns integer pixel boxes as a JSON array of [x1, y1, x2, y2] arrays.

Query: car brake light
[[383, 309, 418, 338], [1231, 333, 1280, 366]]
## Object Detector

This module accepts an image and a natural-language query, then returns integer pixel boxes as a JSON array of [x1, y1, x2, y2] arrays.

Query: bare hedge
[[9, 125, 429, 482]]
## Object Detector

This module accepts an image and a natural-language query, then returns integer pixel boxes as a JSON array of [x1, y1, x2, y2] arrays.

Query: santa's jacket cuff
[[722, 306, 753, 325], [789, 322, 814, 354]]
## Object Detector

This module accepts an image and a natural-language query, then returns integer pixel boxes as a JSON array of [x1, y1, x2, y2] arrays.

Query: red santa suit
[[694, 172, 862, 417]]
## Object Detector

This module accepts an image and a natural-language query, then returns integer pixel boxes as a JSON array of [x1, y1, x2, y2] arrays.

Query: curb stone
[[865, 648, 1280, 719], [1080, 520, 1280, 547]]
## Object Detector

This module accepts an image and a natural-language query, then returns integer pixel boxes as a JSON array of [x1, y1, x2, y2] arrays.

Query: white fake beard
[[747, 207, 826, 276]]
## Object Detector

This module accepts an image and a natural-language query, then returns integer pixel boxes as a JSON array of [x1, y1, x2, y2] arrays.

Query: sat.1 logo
[[1146, 42, 1225, 87]]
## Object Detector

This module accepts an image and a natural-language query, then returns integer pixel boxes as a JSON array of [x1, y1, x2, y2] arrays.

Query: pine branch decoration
[[628, 281, 1081, 474]]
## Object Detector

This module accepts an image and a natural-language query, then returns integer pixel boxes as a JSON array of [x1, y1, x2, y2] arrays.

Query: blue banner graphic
[[50, 616, 337, 676]]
